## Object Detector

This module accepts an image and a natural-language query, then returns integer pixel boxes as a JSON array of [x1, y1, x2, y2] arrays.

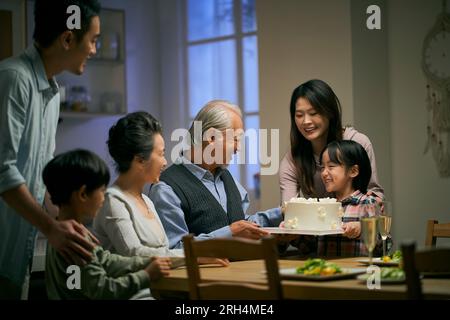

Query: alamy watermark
[[66, 5, 81, 30], [170, 121, 280, 176], [66, 265, 81, 290], [365, 265, 381, 290], [366, 5, 381, 30]]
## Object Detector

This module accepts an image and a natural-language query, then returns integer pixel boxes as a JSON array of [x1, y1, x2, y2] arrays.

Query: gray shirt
[[46, 239, 151, 300], [0, 45, 59, 286]]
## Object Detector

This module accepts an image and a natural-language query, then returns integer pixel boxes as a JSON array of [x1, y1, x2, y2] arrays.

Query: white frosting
[[288, 197, 337, 203], [283, 217, 298, 229], [283, 198, 343, 231]]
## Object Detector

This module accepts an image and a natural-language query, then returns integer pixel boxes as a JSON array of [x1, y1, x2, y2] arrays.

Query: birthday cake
[[282, 197, 344, 231]]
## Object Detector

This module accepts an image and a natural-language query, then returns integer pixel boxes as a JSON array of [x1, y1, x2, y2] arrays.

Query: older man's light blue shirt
[[149, 157, 282, 249], [0, 45, 59, 286]]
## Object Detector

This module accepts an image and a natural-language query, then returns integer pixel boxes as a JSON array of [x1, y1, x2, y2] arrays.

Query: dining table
[[150, 257, 450, 300]]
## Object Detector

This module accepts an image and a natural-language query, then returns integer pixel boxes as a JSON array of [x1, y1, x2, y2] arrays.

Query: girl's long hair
[[289, 79, 343, 197]]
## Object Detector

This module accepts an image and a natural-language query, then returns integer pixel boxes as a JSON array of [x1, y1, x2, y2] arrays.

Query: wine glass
[[361, 217, 377, 265], [377, 201, 392, 258]]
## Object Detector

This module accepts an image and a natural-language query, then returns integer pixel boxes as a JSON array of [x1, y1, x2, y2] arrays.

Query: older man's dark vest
[[159, 164, 244, 235]]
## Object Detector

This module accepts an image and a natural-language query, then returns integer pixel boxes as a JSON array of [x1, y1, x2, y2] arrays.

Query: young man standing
[[0, 0, 101, 299]]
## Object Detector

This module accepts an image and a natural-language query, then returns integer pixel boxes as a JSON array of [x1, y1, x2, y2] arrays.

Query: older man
[[149, 100, 283, 249]]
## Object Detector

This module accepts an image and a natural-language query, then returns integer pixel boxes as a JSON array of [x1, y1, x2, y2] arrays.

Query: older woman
[[93, 111, 183, 257]]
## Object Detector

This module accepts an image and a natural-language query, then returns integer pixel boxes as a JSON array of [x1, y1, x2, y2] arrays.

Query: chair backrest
[[402, 241, 450, 300], [183, 234, 283, 300], [425, 220, 450, 247]]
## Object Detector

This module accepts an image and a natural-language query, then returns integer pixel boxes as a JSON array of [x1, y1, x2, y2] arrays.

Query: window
[[184, 0, 260, 192]]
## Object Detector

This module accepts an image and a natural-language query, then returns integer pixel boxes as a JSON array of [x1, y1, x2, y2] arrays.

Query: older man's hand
[[230, 220, 269, 240]]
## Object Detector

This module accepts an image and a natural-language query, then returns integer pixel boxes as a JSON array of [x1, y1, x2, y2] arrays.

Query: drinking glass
[[377, 201, 392, 258], [361, 217, 377, 265]]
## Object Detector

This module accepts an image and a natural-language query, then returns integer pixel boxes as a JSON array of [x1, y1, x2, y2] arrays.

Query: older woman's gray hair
[[188, 100, 242, 146]]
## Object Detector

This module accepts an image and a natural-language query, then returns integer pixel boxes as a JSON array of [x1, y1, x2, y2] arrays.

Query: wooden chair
[[425, 220, 450, 247], [402, 241, 450, 300], [183, 234, 283, 300]]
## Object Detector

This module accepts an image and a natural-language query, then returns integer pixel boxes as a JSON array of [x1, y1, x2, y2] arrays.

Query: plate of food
[[357, 267, 406, 284], [280, 258, 366, 281], [357, 250, 402, 266]]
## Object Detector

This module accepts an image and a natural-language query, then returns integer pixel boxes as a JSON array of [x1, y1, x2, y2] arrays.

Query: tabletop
[[150, 257, 450, 299]]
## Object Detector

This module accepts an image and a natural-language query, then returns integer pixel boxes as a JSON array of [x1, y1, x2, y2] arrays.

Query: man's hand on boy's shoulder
[[47, 219, 99, 266]]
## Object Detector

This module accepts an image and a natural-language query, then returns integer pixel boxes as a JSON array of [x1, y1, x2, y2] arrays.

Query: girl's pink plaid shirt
[[317, 190, 381, 257]]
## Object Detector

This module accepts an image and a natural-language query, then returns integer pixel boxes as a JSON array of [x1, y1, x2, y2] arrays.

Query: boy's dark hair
[[107, 111, 163, 173], [320, 140, 372, 194], [33, 0, 101, 48], [43, 149, 110, 206]]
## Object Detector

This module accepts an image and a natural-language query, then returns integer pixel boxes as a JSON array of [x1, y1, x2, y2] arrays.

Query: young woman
[[279, 79, 384, 202]]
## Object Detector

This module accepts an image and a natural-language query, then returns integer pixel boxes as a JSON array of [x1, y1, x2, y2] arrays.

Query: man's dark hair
[[33, 0, 101, 48], [43, 149, 110, 206]]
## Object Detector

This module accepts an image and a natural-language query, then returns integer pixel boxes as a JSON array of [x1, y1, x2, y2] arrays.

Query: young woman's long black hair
[[289, 79, 343, 197]]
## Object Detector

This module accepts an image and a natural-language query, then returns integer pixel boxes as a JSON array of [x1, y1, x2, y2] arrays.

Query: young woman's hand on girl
[[342, 222, 361, 239]]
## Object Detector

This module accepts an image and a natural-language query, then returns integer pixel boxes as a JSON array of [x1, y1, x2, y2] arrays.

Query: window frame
[[182, 0, 259, 190]]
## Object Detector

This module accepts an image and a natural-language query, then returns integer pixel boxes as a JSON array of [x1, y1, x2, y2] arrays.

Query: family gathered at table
[[0, 0, 448, 301]]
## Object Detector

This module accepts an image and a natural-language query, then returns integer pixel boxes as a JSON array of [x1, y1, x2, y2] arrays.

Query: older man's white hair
[[188, 100, 242, 146]]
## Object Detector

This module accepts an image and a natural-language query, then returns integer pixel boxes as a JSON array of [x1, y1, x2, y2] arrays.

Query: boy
[[42, 149, 171, 299]]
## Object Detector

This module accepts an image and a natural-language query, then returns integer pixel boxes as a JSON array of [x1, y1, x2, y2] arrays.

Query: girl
[[318, 140, 382, 257], [279, 79, 384, 202]]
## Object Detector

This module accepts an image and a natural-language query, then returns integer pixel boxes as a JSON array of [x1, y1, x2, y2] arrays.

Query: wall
[[388, 0, 450, 247], [257, 0, 354, 208], [0, 0, 26, 57], [258, 0, 450, 247], [350, 0, 392, 202], [157, 0, 187, 162], [55, 0, 161, 180]]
